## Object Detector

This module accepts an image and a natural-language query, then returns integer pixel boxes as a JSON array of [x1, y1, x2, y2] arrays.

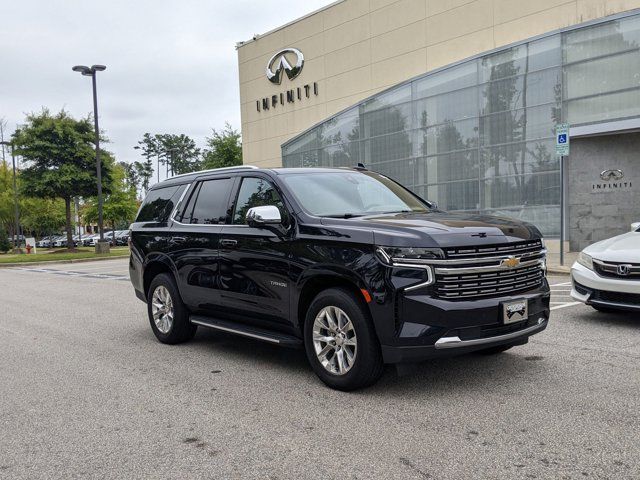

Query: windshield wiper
[[321, 213, 366, 219]]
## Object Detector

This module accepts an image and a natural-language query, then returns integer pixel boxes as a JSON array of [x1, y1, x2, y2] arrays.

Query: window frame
[[172, 176, 235, 226], [228, 174, 292, 228]]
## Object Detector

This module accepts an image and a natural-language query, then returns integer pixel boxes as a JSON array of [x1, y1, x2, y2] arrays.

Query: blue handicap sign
[[558, 134, 567, 144]]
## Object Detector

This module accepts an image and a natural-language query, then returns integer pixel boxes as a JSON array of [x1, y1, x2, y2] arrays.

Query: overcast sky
[[1, 0, 332, 181]]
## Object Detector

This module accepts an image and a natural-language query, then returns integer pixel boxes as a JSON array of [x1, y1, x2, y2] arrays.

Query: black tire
[[147, 273, 197, 344], [476, 344, 515, 355], [303, 288, 383, 391]]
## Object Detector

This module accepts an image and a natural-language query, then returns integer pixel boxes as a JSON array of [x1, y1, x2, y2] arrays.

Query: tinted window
[[184, 178, 233, 225], [233, 177, 287, 225], [136, 185, 185, 222]]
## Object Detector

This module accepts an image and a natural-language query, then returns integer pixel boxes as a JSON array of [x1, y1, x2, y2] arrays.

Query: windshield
[[281, 171, 431, 217]]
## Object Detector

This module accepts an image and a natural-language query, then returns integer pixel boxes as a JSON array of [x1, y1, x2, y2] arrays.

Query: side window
[[136, 185, 185, 222], [232, 177, 287, 225], [183, 178, 233, 225]]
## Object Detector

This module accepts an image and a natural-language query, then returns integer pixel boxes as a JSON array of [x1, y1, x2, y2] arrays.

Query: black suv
[[129, 166, 550, 390]]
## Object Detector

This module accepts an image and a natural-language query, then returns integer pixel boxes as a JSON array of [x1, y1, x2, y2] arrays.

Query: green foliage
[[201, 123, 242, 170], [83, 163, 138, 238], [20, 197, 66, 237], [0, 226, 10, 253], [13, 109, 113, 200], [12, 109, 114, 247], [137, 132, 202, 179], [0, 161, 14, 236], [156, 133, 201, 175], [134, 159, 153, 194]]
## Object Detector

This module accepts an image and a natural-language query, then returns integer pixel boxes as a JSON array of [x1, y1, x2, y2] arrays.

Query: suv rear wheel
[[303, 288, 383, 391], [147, 273, 197, 344]]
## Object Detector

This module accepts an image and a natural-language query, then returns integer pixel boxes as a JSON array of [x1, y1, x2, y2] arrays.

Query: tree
[[136, 132, 160, 186], [119, 161, 139, 193], [0, 161, 15, 239], [156, 133, 201, 175], [134, 160, 153, 195], [84, 163, 138, 243], [12, 109, 113, 250], [0, 226, 10, 253], [20, 197, 66, 238], [201, 123, 242, 170], [0, 117, 8, 169]]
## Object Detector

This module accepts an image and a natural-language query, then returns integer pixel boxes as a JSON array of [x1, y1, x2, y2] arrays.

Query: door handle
[[220, 239, 238, 248]]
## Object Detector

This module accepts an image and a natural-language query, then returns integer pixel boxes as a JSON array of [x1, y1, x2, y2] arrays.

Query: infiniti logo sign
[[266, 48, 304, 84], [592, 168, 633, 193], [600, 169, 624, 181]]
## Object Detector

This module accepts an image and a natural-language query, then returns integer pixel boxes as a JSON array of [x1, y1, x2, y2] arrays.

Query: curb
[[547, 267, 571, 275], [0, 255, 129, 268]]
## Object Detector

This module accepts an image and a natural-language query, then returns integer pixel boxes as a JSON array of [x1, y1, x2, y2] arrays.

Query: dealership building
[[237, 0, 640, 251]]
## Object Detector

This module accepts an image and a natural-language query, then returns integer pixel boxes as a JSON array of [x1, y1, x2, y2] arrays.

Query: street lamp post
[[0, 141, 20, 252], [72, 64, 109, 253]]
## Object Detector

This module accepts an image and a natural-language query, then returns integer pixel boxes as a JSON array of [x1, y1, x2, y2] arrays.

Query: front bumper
[[571, 262, 640, 312], [380, 285, 551, 363]]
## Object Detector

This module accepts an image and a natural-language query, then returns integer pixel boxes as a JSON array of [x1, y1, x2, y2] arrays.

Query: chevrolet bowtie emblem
[[501, 256, 520, 268]]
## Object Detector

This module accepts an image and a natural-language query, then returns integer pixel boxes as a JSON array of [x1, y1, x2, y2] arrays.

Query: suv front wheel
[[303, 288, 383, 391]]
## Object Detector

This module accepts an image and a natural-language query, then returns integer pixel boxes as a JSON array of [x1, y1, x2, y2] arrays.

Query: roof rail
[[169, 165, 259, 180]]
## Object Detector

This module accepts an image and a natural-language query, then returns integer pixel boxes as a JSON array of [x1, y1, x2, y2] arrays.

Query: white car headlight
[[577, 251, 593, 270]]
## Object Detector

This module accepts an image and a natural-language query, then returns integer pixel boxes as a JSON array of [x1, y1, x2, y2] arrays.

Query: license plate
[[503, 299, 528, 324]]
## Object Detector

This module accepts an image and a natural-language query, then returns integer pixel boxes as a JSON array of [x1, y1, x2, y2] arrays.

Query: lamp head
[[72, 65, 90, 74]]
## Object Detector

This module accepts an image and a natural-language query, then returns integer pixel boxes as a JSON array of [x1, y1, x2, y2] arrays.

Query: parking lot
[[1, 259, 638, 479]]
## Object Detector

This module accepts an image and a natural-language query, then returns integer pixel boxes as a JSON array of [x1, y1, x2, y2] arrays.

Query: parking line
[[550, 282, 572, 287], [551, 301, 582, 311]]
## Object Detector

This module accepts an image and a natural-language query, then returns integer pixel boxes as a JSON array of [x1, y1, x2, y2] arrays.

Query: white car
[[571, 222, 640, 313]]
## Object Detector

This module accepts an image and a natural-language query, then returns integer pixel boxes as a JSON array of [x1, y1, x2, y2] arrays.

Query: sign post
[[556, 124, 570, 266]]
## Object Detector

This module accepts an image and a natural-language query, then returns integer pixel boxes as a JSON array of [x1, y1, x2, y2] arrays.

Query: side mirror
[[246, 205, 282, 227], [632, 222, 640, 232]]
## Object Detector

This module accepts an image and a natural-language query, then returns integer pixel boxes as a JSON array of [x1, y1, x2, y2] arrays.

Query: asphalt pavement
[[1, 259, 638, 479]]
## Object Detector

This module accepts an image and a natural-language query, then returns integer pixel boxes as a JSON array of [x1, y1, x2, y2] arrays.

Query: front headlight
[[375, 246, 444, 265], [376, 247, 440, 289], [577, 251, 593, 270]]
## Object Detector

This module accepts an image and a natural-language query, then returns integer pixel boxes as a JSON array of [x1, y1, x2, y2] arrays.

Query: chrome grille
[[593, 259, 640, 280], [443, 240, 543, 259], [433, 241, 546, 300]]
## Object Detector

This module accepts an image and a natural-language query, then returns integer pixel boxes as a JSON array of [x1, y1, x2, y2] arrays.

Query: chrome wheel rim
[[151, 285, 174, 334], [312, 306, 357, 375]]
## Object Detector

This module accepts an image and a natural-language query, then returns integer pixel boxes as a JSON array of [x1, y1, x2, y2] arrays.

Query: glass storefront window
[[282, 12, 640, 237], [319, 109, 360, 147], [564, 16, 640, 64], [413, 61, 477, 99]]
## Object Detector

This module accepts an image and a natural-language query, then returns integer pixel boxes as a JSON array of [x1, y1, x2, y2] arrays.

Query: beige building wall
[[237, 0, 640, 167]]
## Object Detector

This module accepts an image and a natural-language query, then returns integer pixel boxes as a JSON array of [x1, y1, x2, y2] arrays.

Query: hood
[[584, 232, 640, 263], [319, 211, 541, 248]]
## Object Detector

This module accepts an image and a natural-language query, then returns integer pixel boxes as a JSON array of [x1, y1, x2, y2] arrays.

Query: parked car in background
[[115, 230, 130, 246], [84, 234, 113, 247], [83, 234, 99, 246], [36, 236, 56, 248], [571, 222, 640, 313]]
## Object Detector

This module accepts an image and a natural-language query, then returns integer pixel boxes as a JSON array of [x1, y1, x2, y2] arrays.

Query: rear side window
[[136, 185, 186, 222], [181, 178, 233, 224]]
